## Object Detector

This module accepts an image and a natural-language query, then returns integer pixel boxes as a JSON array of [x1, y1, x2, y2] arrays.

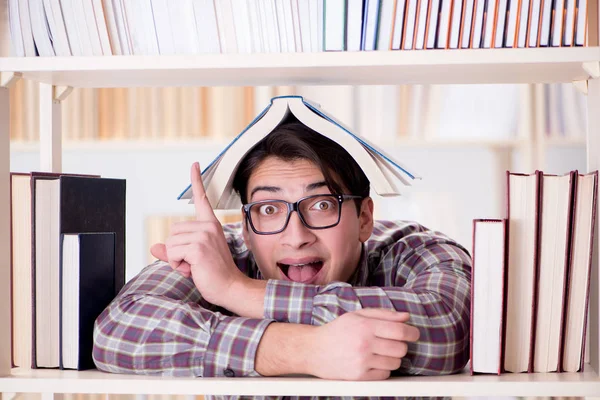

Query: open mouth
[[277, 260, 324, 283]]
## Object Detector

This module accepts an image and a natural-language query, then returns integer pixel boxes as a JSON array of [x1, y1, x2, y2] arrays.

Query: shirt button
[[223, 368, 235, 377]]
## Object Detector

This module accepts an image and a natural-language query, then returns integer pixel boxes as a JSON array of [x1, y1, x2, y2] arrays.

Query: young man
[[93, 122, 472, 387]]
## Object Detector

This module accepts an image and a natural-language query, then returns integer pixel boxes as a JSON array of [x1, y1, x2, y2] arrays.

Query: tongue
[[288, 264, 319, 282]]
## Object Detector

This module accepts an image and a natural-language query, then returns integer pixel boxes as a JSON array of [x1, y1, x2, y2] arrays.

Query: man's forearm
[[254, 322, 317, 376], [224, 277, 267, 318]]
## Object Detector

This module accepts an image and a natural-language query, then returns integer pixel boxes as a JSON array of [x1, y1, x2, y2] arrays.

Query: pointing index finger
[[191, 162, 216, 221]]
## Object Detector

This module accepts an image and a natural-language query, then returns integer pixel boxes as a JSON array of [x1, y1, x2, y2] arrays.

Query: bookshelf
[[2, 2, 600, 399]]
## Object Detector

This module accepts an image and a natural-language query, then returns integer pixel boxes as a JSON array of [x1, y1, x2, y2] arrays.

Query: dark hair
[[232, 121, 370, 214]]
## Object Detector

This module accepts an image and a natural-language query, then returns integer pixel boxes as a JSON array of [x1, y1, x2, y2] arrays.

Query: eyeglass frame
[[241, 194, 365, 235]]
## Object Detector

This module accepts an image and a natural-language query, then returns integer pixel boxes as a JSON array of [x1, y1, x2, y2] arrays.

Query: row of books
[[10, 172, 126, 370], [470, 169, 597, 374], [8, 0, 588, 58]]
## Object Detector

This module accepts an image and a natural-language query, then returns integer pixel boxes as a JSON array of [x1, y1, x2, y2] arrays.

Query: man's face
[[241, 156, 374, 285]]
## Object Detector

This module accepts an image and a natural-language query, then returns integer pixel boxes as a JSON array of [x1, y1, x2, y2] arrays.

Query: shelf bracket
[[53, 85, 73, 102], [0, 72, 22, 88], [573, 79, 588, 95], [583, 61, 600, 79]]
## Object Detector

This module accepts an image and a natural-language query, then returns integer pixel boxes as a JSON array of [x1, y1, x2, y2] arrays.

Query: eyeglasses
[[242, 194, 364, 235]]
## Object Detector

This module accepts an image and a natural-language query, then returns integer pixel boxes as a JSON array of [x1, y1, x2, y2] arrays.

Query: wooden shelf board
[[0, 48, 598, 88], [0, 366, 598, 396]]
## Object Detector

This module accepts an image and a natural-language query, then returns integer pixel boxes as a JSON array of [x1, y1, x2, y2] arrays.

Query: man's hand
[[150, 162, 249, 308], [309, 308, 419, 380]]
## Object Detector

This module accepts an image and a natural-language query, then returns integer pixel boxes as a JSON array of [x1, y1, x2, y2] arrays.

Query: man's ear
[[241, 213, 252, 251], [358, 197, 374, 243]]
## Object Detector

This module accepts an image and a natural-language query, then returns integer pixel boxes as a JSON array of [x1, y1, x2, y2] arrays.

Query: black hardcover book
[[60, 232, 115, 370]]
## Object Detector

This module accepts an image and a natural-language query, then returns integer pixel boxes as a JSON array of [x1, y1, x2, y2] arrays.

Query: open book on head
[[178, 95, 421, 209]]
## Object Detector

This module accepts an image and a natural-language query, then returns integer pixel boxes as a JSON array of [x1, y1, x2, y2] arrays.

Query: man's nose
[[279, 211, 316, 249]]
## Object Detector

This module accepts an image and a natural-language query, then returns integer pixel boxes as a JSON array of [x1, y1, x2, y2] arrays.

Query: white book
[[483, 0, 498, 48], [28, 0, 55, 56], [551, 0, 566, 46], [493, 0, 508, 47], [415, 0, 430, 50], [460, 0, 474, 49], [283, 0, 297, 52], [18, 0, 37, 56], [505, 171, 540, 373], [324, 0, 345, 51], [504, 0, 520, 47], [151, 0, 175, 54], [177, 96, 420, 209], [34, 179, 60, 368], [403, 0, 418, 49], [101, 0, 122, 55], [471, 0, 485, 48], [436, 0, 452, 48], [291, 0, 303, 51], [317, 0, 324, 51], [169, 0, 200, 54], [539, 0, 553, 46], [112, 0, 132, 55], [8, 0, 25, 56], [426, 0, 441, 49], [533, 172, 575, 373], [274, 0, 289, 52], [563, 0, 576, 46], [347, 0, 364, 51], [392, 0, 407, 49], [363, 0, 380, 50], [247, 0, 264, 53], [264, 0, 281, 52], [214, 0, 238, 53], [563, 171, 598, 372], [257, 0, 273, 52], [377, 0, 396, 50], [575, 0, 587, 45], [308, 0, 320, 51], [297, 0, 312, 51], [232, 0, 252, 53], [471, 219, 506, 375], [527, 0, 542, 47], [448, 0, 463, 48], [82, 0, 103, 55], [122, 0, 159, 55], [91, 0, 113, 55], [60, 0, 83, 55], [516, 0, 531, 47]]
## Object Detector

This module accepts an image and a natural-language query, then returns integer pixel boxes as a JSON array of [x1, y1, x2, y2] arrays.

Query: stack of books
[[470, 170, 598, 374], [8, 0, 588, 57], [10, 172, 126, 370]]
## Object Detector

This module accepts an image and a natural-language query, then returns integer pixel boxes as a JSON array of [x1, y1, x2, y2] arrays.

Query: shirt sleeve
[[263, 233, 472, 376], [93, 261, 274, 377]]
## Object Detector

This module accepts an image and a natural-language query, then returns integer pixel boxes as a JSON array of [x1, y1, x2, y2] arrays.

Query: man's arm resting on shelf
[[224, 236, 473, 376], [93, 262, 417, 379]]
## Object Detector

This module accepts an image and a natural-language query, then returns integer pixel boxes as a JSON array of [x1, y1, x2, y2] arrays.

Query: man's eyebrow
[[249, 181, 329, 200], [250, 185, 280, 199], [306, 181, 328, 191]]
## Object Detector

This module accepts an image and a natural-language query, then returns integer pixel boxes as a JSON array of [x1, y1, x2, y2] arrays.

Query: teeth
[[288, 261, 319, 267]]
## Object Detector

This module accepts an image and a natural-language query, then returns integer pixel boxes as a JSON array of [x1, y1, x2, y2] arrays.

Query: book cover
[[59, 232, 115, 370]]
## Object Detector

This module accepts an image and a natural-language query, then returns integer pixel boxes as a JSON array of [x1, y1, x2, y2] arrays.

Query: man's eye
[[259, 204, 279, 215], [311, 200, 333, 211]]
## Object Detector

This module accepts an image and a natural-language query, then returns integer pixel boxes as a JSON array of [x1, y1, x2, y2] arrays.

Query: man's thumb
[[150, 243, 168, 262], [354, 308, 410, 322]]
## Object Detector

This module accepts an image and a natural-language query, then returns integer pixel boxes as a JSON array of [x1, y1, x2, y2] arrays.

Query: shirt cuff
[[203, 316, 274, 377], [263, 279, 318, 324]]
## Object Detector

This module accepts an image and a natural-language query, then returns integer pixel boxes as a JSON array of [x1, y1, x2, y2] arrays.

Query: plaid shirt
[[93, 220, 472, 400]]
